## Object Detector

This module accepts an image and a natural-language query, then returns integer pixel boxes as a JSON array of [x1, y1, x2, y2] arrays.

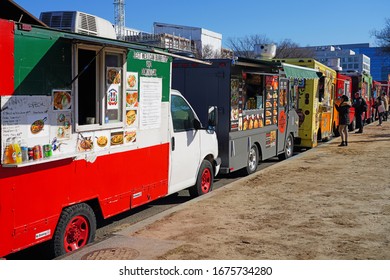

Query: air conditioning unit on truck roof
[[39, 11, 116, 39]]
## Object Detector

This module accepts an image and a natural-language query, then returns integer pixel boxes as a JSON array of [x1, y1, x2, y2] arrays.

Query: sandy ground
[[128, 121, 390, 260]]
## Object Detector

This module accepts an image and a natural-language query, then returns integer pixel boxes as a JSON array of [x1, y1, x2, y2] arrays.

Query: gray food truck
[[172, 57, 321, 175]]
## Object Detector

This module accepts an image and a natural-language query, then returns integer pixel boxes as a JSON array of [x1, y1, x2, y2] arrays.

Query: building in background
[[305, 43, 390, 82], [124, 22, 232, 58], [153, 22, 223, 57], [123, 27, 195, 54], [306, 45, 370, 75], [341, 44, 390, 82]]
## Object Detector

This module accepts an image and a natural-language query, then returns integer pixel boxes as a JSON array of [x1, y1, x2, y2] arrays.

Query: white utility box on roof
[[254, 44, 277, 59], [40, 11, 116, 39]]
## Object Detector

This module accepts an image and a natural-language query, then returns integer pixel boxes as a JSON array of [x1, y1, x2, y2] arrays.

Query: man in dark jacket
[[353, 91, 367, 133], [335, 95, 352, 146]]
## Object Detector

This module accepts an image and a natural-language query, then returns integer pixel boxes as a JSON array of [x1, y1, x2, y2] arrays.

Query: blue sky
[[13, 0, 390, 47]]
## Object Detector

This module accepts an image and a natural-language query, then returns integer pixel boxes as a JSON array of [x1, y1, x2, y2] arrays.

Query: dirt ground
[[129, 121, 390, 260]]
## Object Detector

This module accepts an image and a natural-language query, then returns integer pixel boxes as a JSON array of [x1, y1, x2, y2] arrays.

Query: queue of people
[[335, 91, 388, 147]]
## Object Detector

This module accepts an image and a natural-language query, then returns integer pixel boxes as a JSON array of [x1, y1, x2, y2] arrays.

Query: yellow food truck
[[273, 58, 336, 148]]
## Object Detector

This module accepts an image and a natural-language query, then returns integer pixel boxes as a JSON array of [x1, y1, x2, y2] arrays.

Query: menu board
[[139, 77, 162, 130], [1, 94, 78, 163], [265, 76, 278, 126], [230, 79, 240, 131], [1, 95, 52, 144]]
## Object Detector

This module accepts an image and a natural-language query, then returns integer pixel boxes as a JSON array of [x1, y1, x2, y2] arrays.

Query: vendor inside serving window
[[243, 74, 264, 110]]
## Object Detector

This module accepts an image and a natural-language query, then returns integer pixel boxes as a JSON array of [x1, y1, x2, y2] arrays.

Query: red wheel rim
[[200, 168, 211, 193], [63, 215, 89, 253]]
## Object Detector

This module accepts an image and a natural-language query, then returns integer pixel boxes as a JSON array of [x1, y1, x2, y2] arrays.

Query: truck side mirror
[[208, 106, 218, 128]]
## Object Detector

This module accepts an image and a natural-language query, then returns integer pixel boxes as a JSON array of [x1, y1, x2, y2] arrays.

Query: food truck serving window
[[76, 46, 125, 131]]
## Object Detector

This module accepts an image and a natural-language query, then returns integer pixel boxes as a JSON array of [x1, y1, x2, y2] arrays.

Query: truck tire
[[189, 160, 214, 197], [243, 145, 259, 175], [53, 203, 96, 257], [278, 134, 294, 160]]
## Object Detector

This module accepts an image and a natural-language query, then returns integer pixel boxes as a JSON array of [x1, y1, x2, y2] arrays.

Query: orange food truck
[[334, 73, 354, 133], [273, 59, 336, 148]]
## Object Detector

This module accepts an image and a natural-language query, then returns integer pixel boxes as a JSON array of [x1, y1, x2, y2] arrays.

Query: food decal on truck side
[[124, 130, 137, 143], [107, 67, 121, 85], [110, 131, 124, 146], [30, 117, 46, 134], [78, 133, 94, 152], [53, 90, 72, 111], [96, 136, 108, 147], [126, 109, 137, 126], [126, 72, 138, 90], [126, 91, 138, 108]]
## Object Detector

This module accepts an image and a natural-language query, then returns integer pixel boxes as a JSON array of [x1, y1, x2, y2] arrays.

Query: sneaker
[[338, 142, 346, 146]]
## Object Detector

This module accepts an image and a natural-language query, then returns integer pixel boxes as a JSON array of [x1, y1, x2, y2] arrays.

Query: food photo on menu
[[107, 67, 121, 85], [77, 132, 94, 152], [126, 109, 137, 127], [126, 91, 138, 108], [94, 130, 110, 151], [124, 130, 137, 144], [126, 72, 138, 90], [110, 131, 124, 146], [52, 90, 71, 111]]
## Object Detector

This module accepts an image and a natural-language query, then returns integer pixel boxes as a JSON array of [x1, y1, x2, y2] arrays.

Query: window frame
[[170, 94, 198, 133], [74, 44, 127, 133]]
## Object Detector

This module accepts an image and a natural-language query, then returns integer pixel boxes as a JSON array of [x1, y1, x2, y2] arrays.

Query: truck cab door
[[277, 78, 289, 154], [169, 93, 201, 194]]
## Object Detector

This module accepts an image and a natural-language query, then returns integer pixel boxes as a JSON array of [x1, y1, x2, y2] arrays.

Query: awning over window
[[281, 63, 322, 79]]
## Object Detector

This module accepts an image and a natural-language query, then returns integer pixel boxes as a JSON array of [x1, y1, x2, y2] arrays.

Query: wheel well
[[204, 154, 217, 176], [254, 142, 262, 162], [61, 198, 103, 225], [86, 199, 104, 223], [288, 132, 294, 142], [317, 128, 322, 140]]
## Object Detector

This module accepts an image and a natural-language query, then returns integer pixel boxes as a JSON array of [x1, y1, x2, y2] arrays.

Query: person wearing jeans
[[376, 96, 385, 126]]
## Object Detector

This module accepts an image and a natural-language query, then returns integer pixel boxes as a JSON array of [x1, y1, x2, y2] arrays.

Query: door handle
[[171, 137, 175, 151]]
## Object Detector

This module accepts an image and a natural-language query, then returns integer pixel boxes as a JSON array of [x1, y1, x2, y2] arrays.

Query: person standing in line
[[353, 91, 367, 133], [376, 96, 385, 126], [381, 92, 389, 121], [335, 95, 352, 146]]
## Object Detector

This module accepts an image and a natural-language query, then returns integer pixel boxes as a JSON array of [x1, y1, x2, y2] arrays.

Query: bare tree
[[226, 34, 272, 58], [275, 39, 315, 58], [372, 18, 390, 52], [194, 44, 222, 59], [226, 35, 314, 59], [201, 44, 216, 59]]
